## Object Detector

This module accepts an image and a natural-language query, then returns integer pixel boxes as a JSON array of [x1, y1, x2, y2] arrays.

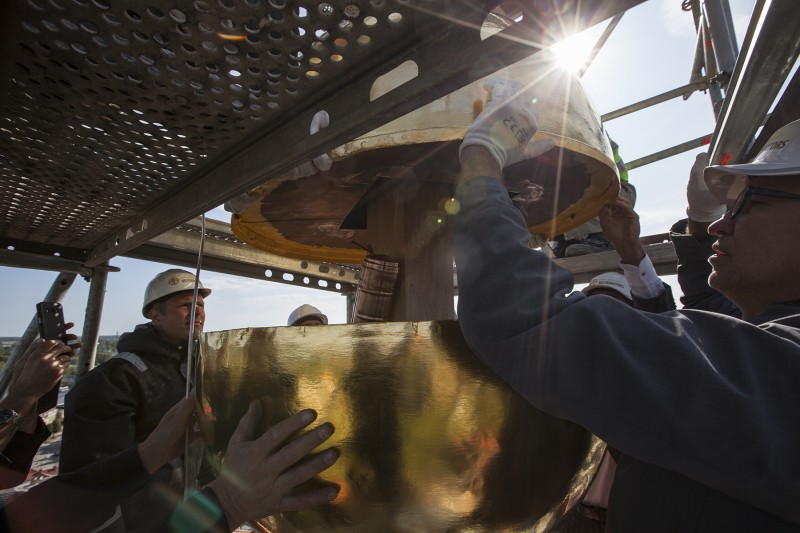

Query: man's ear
[[147, 307, 160, 323]]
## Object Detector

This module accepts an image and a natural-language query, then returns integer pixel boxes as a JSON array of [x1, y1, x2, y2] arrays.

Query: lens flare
[[549, 26, 603, 73], [216, 32, 247, 41]]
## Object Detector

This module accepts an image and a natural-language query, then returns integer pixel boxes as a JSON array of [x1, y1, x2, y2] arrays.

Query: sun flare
[[549, 27, 603, 73]]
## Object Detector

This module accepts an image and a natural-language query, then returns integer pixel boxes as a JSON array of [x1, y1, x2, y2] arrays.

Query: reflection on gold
[[198, 321, 604, 532]]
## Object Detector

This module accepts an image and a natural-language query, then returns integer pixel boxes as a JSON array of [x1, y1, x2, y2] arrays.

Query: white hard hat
[[142, 269, 211, 317], [705, 119, 800, 204], [288, 304, 328, 326], [581, 272, 632, 301]]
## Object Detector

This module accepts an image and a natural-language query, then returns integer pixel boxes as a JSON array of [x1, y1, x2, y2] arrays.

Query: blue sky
[[1, 0, 761, 336]]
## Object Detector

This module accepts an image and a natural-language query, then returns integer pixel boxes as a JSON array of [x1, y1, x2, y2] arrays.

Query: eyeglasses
[[728, 185, 800, 219]]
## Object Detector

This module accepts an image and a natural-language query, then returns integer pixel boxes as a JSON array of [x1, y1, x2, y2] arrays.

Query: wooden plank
[[555, 242, 678, 284], [367, 181, 456, 321]]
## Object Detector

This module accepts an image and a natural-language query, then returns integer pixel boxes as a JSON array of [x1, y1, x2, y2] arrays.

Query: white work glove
[[224, 111, 334, 214], [224, 191, 259, 214], [686, 152, 725, 222], [286, 110, 333, 179], [459, 79, 555, 169]]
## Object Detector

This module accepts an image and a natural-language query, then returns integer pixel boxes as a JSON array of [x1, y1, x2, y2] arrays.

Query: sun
[[549, 26, 604, 74]]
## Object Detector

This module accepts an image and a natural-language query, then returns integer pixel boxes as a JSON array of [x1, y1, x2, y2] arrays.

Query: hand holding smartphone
[[35, 302, 72, 413], [36, 302, 68, 342]]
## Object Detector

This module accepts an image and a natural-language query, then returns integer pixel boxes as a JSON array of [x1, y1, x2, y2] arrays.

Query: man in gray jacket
[[452, 79, 800, 531]]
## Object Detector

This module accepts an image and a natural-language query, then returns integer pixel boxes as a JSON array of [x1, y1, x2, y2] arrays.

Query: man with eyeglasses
[[452, 80, 800, 532], [702, 134, 800, 321]]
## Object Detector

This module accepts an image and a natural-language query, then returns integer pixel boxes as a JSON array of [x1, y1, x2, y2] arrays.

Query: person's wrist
[[206, 480, 242, 530], [616, 242, 646, 266], [0, 409, 25, 430], [17, 407, 38, 434], [459, 145, 502, 180], [0, 391, 37, 417], [136, 439, 162, 475]]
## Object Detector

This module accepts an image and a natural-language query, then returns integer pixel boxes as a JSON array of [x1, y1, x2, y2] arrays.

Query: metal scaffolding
[[2, 0, 800, 372]]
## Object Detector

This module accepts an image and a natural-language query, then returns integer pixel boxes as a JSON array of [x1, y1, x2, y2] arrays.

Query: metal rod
[[703, 0, 739, 81], [709, 0, 800, 165], [626, 134, 712, 171], [74, 264, 110, 382], [688, 0, 702, 31], [701, 15, 726, 118], [601, 80, 710, 122], [184, 213, 206, 499], [0, 249, 93, 277], [346, 290, 356, 324], [577, 13, 624, 78], [184, 213, 206, 400], [689, 19, 706, 87], [0, 272, 77, 396]]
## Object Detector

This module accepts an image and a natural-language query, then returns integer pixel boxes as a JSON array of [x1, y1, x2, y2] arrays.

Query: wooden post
[[366, 180, 456, 322]]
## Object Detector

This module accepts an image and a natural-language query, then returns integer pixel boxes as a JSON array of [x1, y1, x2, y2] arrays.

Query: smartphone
[[36, 301, 68, 342], [35, 302, 69, 413]]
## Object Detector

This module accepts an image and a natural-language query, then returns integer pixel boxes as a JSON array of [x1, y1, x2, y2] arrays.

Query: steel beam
[[578, 13, 624, 78], [703, 0, 739, 81], [0, 249, 92, 277], [601, 80, 711, 122], [75, 264, 110, 381], [746, 65, 800, 160], [626, 133, 713, 171], [127, 218, 359, 293], [710, 0, 800, 165]]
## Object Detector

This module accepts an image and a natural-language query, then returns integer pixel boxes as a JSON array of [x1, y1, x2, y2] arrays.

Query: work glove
[[286, 110, 333, 179], [223, 191, 259, 214], [459, 79, 554, 169], [223, 111, 333, 214], [686, 152, 726, 222]]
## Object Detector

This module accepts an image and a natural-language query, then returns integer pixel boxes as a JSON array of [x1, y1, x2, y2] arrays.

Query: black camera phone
[[35, 302, 69, 413], [36, 301, 68, 342]]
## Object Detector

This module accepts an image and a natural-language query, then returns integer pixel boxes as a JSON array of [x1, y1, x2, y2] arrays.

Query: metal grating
[[0, 0, 642, 268], [0, 0, 426, 254]]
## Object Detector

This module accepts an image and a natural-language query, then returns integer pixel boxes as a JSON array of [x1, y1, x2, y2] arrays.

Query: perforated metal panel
[[0, 0, 425, 255], [0, 0, 641, 266]]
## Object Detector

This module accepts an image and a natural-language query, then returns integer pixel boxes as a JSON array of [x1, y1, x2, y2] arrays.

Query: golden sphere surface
[[198, 321, 603, 532]]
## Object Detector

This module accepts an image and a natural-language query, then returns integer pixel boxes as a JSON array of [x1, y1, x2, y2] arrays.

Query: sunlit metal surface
[[198, 321, 603, 532], [232, 51, 618, 263]]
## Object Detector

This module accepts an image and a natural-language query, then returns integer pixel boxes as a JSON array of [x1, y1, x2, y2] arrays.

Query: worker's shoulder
[[112, 351, 150, 372], [70, 352, 151, 390], [94, 351, 152, 372], [64, 355, 149, 408]]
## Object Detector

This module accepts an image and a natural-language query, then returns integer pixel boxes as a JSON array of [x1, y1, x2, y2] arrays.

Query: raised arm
[[452, 83, 800, 524]]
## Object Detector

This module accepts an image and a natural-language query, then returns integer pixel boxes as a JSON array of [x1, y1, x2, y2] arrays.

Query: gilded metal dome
[[232, 51, 619, 263], [197, 321, 604, 532]]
